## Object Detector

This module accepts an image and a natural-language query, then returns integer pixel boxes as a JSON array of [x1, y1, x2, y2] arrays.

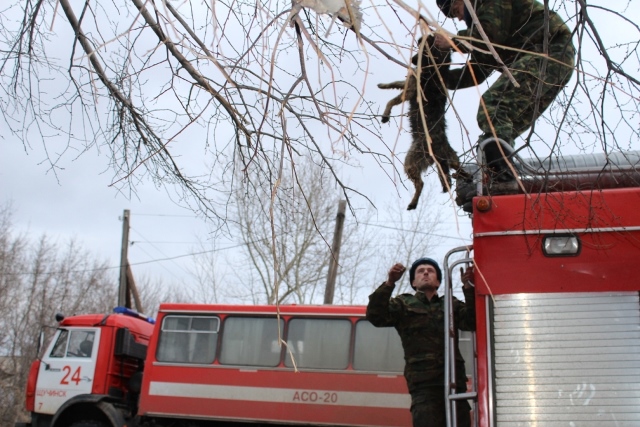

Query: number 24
[[61, 366, 82, 385]]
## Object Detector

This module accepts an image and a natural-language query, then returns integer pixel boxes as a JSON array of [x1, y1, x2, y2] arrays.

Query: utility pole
[[118, 209, 130, 307], [324, 200, 346, 305], [117, 209, 144, 311]]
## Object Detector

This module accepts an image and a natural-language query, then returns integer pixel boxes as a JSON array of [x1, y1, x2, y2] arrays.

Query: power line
[[129, 226, 193, 279], [134, 213, 199, 218], [0, 242, 254, 277], [360, 222, 471, 241], [131, 222, 471, 246], [130, 241, 196, 244], [3, 218, 469, 277]]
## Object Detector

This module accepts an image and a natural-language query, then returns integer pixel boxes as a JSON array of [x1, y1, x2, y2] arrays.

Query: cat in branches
[[378, 36, 467, 210]]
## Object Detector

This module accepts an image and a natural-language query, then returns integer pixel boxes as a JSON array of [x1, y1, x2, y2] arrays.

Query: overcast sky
[[2, 134, 211, 280], [2, 128, 473, 294]]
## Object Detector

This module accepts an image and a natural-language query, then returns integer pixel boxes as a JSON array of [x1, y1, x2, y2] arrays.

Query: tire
[[69, 421, 107, 427]]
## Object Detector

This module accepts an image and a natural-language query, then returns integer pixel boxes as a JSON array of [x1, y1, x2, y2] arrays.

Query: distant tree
[[229, 157, 345, 304], [211, 155, 451, 305], [184, 238, 228, 304], [369, 195, 450, 296], [132, 274, 193, 316], [0, 205, 117, 425]]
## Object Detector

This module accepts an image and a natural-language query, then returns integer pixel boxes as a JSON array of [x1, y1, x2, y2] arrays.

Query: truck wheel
[[69, 421, 106, 427]]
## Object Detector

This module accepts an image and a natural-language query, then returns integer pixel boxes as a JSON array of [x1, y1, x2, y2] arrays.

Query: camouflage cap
[[409, 257, 442, 287], [436, 0, 453, 16], [437, 0, 473, 26]]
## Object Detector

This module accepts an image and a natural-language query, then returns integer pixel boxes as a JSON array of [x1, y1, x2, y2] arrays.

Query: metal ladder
[[443, 245, 477, 427]]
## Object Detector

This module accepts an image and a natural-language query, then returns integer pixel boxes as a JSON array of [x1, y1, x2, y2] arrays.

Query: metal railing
[[473, 139, 640, 196], [443, 245, 477, 427]]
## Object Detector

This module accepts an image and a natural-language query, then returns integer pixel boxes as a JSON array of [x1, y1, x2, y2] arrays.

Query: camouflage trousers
[[410, 385, 471, 427], [477, 42, 575, 146]]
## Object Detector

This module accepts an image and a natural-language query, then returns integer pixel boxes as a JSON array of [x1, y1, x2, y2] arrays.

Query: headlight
[[542, 235, 580, 256]]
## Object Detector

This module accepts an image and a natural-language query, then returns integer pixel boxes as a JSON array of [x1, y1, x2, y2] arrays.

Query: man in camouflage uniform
[[435, 0, 575, 179], [366, 258, 475, 427]]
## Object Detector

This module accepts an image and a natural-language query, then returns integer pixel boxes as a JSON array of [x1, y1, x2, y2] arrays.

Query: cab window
[[50, 329, 96, 358]]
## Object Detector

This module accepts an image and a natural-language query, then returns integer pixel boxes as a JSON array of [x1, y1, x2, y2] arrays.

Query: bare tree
[[1, 0, 638, 313], [113, 272, 193, 317], [3, 1, 636, 227], [0, 205, 118, 424], [213, 156, 449, 305], [364, 185, 454, 296], [229, 156, 342, 304], [185, 238, 228, 304]]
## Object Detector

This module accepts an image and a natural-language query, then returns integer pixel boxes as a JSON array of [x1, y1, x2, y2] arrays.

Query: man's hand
[[434, 33, 452, 50], [461, 266, 474, 289], [386, 263, 406, 286]]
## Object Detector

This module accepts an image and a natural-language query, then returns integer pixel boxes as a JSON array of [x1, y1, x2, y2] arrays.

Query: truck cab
[[20, 309, 154, 427]]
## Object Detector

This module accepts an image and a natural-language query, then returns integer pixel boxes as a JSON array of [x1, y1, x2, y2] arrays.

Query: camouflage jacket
[[366, 284, 476, 394], [446, 0, 575, 89]]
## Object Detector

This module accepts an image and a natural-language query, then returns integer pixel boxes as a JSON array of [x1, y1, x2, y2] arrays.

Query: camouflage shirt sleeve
[[366, 283, 403, 327], [454, 285, 477, 331], [446, 0, 513, 89], [447, 0, 573, 89]]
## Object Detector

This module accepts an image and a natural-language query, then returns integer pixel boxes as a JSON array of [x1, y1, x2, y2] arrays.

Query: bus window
[[157, 315, 220, 364], [458, 330, 474, 380], [219, 317, 283, 367], [353, 320, 404, 372], [284, 318, 350, 370]]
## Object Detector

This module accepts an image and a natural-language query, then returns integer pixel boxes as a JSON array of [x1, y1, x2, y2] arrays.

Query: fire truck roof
[[59, 312, 155, 335]]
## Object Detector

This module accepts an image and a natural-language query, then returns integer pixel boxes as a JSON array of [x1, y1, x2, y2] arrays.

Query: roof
[[157, 303, 368, 317], [59, 313, 155, 335]]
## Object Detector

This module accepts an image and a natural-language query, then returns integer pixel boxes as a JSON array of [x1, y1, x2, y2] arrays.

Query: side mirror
[[37, 330, 44, 356]]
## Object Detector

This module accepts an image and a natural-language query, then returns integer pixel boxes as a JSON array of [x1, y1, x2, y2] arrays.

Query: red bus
[[138, 304, 412, 426], [24, 304, 462, 427]]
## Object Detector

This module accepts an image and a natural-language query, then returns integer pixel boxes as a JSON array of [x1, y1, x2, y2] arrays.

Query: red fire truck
[[19, 304, 417, 427], [446, 145, 640, 426], [17, 148, 640, 427]]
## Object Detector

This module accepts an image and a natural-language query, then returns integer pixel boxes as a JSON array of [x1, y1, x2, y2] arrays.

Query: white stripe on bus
[[149, 382, 411, 409]]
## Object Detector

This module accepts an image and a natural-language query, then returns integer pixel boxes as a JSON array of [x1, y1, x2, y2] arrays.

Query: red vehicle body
[[19, 304, 413, 427], [18, 149, 640, 427], [466, 187, 640, 426], [443, 148, 640, 426], [20, 310, 155, 427], [138, 304, 411, 427]]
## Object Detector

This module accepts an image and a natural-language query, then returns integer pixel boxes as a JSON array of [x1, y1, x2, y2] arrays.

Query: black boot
[[482, 140, 515, 182]]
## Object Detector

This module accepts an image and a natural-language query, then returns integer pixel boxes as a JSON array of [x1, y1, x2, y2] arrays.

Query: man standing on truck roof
[[367, 258, 475, 427], [433, 0, 575, 181]]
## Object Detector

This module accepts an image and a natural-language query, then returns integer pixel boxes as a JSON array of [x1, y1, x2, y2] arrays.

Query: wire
[[129, 226, 193, 278], [3, 218, 468, 277], [133, 213, 199, 218], [0, 242, 254, 277], [360, 222, 471, 241]]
